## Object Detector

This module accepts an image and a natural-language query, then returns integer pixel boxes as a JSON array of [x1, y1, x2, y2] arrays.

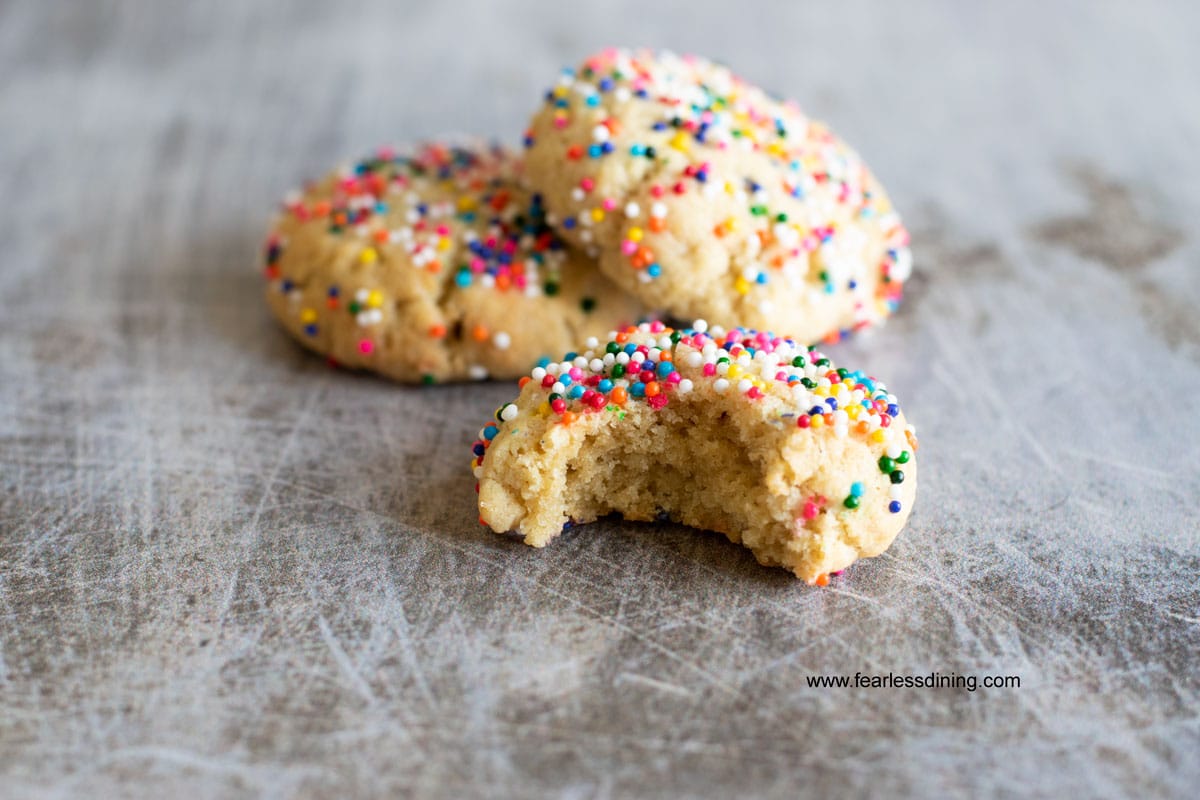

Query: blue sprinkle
[[568, 385, 584, 399], [630, 382, 646, 397], [889, 501, 902, 514], [455, 270, 472, 287], [850, 482, 864, 497], [598, 379, 613, 393], [588, 144, 602, 158], [483, 425, 498, 441], [647, 263, 662, 278], [562, 217, 577, 229], [656, 361, 673, 377], [887, 403, 900, 416], [536, 357, 551, 368], [585, 95, 600, 107], [304, 324, 318, 337], [755, 273, 768, 284], [825, 397, 838, 410]]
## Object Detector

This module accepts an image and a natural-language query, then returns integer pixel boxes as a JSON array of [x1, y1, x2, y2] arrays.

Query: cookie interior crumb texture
[[262, 141, 643, 383], [472, 321, 917, 583]]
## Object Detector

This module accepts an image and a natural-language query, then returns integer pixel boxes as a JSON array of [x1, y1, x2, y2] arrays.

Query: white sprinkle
[[603, 353, 616, 366], [693, 319, 708, 333], [552, 382, 565, 394], [678, 379, 694, 394], [631, 351, 646, 364], [585, 337, 599, 349], [834, 425, 849, 438], [571, 187, 585, 202], [889, 485, 903, 501], [616, 352, 630, 365], [493, 331, 511, 350], [531, 367, 547, 381], [624, 202, 640, 218], [592, 125, 610, 142], [468, 365, 488, 381], [501, 404, 519, 422], [713, 378, 730, 393], [737, 379, 753, 394], [589, 358, 604, 372], [686, 351, 703, 367], [573, 356, 588, 368], [650, 201, 668, 218]]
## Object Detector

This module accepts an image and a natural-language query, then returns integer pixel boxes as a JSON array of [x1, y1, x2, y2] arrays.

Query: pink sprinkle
[[650, 184, 664, 197], [621, 240, 637, 255], [568, 367, 584, 381], [802, 502, 819, 521], [358, 340, 374, 355], [649, 321, 665, 333], [703, 363, 716, 376], [580, 177, 595, 192], [602, 198, 617, 211]]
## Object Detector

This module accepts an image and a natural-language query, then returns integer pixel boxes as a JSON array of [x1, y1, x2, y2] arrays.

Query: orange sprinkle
[[518, 376, 531, 388], [428, 324, 447, 338], [644, 381, 660, 397], [372, 228, 389, 243], [471, 324, 489, 342], [648, 217, 666, 233], [815, 574, 830, 587], [560, 411, 577, 425], [313, 200, 332, 217], [610, 386, 628, 405]]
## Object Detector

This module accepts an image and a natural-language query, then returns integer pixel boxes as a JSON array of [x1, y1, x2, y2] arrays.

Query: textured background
[[2, 1, 1199, 798]]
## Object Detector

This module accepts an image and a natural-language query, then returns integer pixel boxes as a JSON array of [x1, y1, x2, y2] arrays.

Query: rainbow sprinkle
[[526, 48, 913, 343], [471, 320, 918, 517]]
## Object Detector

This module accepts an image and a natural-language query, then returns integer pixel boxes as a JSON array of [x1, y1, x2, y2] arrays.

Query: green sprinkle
[[896, 451, 910, 464], [421, 374, 435, 385], [580, 297, 596, 312], [878, 456, 895, 473], [844, 495, 861, 509]]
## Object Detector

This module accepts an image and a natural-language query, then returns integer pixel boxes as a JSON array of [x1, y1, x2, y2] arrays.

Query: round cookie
[[262, 141, 644, 383], [523, 48, 912, 344], [471, 320, 918, 584]]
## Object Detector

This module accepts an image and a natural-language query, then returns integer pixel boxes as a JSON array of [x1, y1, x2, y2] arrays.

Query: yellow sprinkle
[[723, 216, 738, 232], [814, 385, 829, 397], [871, 430, 887, 443], [724, 181, 735, 195], [553, 86, 568, 98], [366, 290, 383, 308], [669, 132, 688, 151], [299, 308, 317, 324], [591, 208, 605, 222], [457, 196, 478, 212], [846, 405, 861, 419], [726, 364, 743, 379], [810, 414, 825, 428], [734, 277, 750, 295], [537, 401, 550, 416], [436, 238, 451, 251], [360, 248, 377, 264], [628, 227, 643, 242]]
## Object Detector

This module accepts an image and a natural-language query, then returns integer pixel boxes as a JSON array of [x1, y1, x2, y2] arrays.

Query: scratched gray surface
[[2, 1, 1199, 798]]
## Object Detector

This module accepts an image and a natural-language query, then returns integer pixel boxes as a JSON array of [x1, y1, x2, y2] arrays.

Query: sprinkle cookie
[[262, 142, 643, 383], [523, 49, 912, 344], [471, 320, 917, 583]]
